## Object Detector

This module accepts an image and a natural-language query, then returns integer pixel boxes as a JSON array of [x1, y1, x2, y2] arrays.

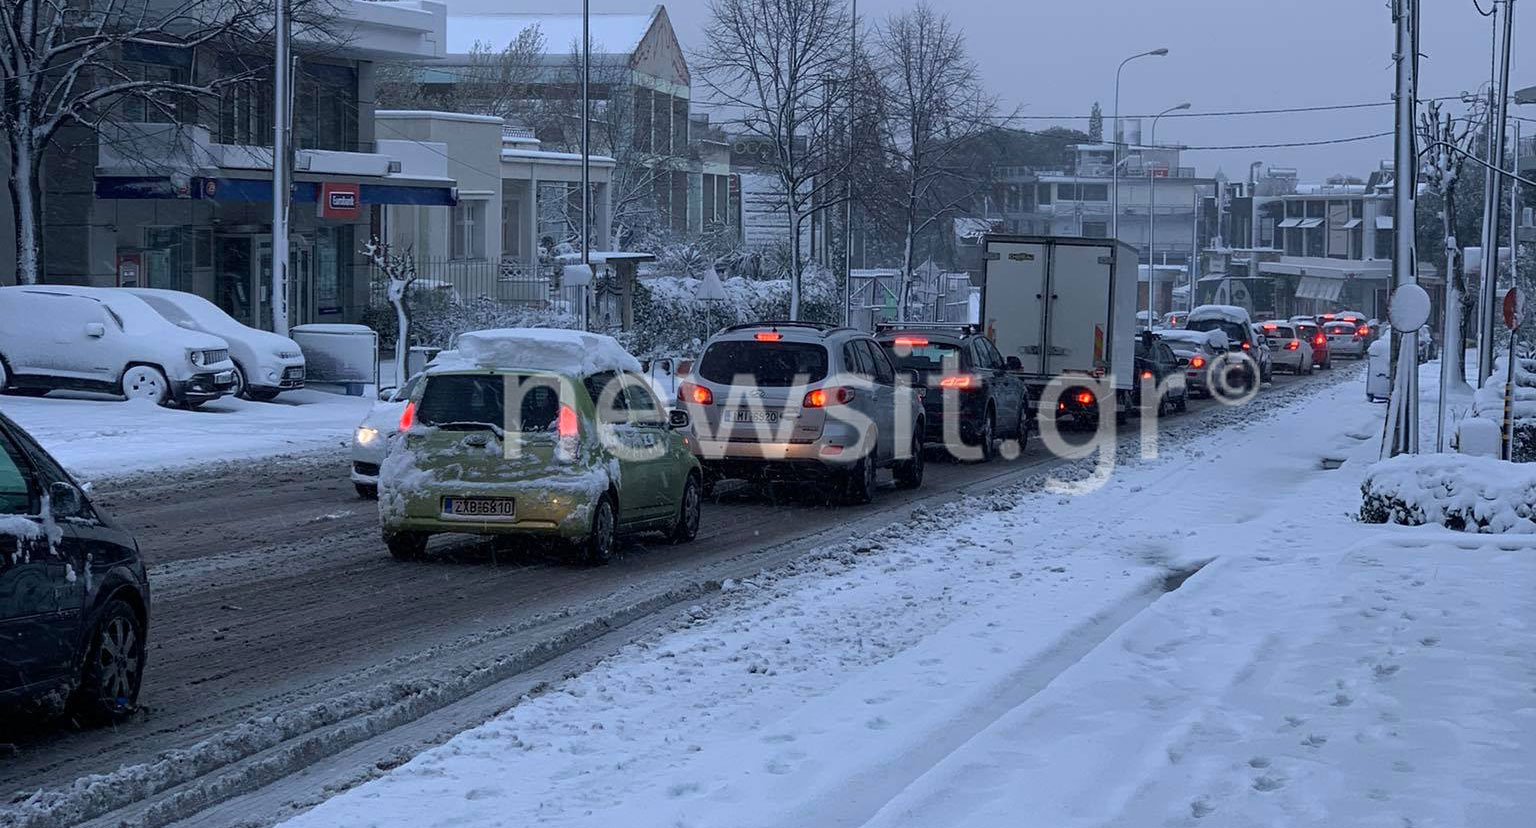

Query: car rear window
[[697, 340, 829, 387], [1325, 323, 1356, 334], [1262, 326, 1295, 339], [417, 374, 562, 432], [881, 340, 962, 372], [1188, 319, 1248, 343]]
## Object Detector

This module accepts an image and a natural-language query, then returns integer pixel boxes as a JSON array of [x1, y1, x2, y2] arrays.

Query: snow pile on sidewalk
[[279, 368, 1536, 828], [0, 389, 370, 479], [1361, 452, 1536, 533]]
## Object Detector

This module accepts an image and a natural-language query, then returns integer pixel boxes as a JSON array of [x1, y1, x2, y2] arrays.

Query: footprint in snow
[[1252, 774, 1286, 792], [1374, 663, 1401, 679], [1419, 636, 1440, 647], [1302, 733, 1328, 748], [1283, 715, 1307, 729], [1190, 798, 1216, 819], [1332, 692, 1354, 707], [762, 733, 796, 744], [667, 782, 703, 798], [1248, 756, 1272, 769], [866, 716, 892, 730], [464, 787, 502, 801]]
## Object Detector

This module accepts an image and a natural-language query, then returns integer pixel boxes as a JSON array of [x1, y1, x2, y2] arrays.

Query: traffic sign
[[1503, 287, 1526, 331]]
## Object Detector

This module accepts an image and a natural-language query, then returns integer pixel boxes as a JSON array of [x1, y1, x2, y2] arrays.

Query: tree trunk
[[788, 200, 802, 321], [899, 209, 916, 322], [1442, 185, 1471, 391], [389, 281, 411, 387], [10, 136, 41, 285]]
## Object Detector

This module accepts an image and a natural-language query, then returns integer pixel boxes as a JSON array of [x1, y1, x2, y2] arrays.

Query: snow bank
[[441, 328, 641, 376], [1361, 452, 1536, 532]]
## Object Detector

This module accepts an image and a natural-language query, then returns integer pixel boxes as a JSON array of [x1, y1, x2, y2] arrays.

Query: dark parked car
[[1133, 332, 1190, 415], [0, 412, 149, 722], [877, 324, 1032, 460]]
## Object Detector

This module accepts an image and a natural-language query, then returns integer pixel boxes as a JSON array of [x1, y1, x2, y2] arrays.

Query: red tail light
[[1190, 355, 1206, 369], [1358, 326, 1370, 337], [938, 374, 979, 389], [1285, 340, 1300, 350], [754, 331, 782, 342], [1074, 390, 1095, 406], [557, 403, 579, 437], [679, 381, 713, 405], [1241, 341, 1251, 350], [803, 386, 854, 407], [893, 336, 929, 347], [1140, 370, 1155, 380], [555, 403, 581, 463], [1313, 335, 1325, 346], [399, 400, 416, 431]]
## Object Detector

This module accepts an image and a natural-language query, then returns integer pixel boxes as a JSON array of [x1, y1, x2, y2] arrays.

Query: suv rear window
[[882, 340, 962, 372], [698, 340, 829, 387], [1262, 326, 1295, 339], [417, 374, 562, 432], [1188, 319, 1249, 344]]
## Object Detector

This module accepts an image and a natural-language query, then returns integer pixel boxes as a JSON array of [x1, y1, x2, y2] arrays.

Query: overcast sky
[[459, 0, 1534, 182]]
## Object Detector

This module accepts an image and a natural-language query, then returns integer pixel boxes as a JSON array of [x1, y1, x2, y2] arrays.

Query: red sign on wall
[[319, 182, 360, 220]]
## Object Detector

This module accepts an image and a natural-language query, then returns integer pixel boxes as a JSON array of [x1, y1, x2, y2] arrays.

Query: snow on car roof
[[433, 328, 642, 376], [1187, 304, 1252, 324], [1158, 329, 1219, 347]]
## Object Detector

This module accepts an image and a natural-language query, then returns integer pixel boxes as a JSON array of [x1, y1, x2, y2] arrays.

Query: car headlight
[[266, 368, 279, 381], [356, 426, 380, 446], [189, 349, 204, 366]]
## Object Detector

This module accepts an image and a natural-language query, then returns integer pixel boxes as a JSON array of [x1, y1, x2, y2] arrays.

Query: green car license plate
[[442, 496, 516, 519]]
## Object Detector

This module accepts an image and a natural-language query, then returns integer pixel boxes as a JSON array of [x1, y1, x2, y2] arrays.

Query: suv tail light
[[1357, 326, 1370, 337], [399, 400, 416, 431], [1313, 335, 1325, 347], [893, 336, 929, 347], [937, 374, 978, 389], [803, 386, 854, 408], [754, 331, 783, 342], [679, 381, 713, 405], [1189, 355, 1206, 369], [1074, 389, 1095, 406], [1241, 341, 1251, 351], [555, 403, 581, 463], [1285, 340, 1300, 350]]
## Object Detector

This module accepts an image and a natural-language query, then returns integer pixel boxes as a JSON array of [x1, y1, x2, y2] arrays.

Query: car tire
[[246, 388, 281, 403], [120, 365, 169, 405], [894, 429, 925, 489], [582, 496, 617, 564], [354, 482, 378, 500], [973, 410, 996, 462], [230, 364, 249, 399], [1176, 391, 1189, 413], [842, 454, 877, 505], [384, 530, 429, 561], [1015, 405, 1033, 453], [667, 475, 702, 544], [69, 598, 145, 724]]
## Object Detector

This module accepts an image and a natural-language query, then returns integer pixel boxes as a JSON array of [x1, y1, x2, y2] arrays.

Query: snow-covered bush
[[1360, 453, 1536, 532], [624, 264, 842, 359], [1471, 355, 1536, 461]]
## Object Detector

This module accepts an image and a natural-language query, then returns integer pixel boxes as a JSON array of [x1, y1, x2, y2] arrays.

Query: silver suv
[[679, 322, 926, 503]]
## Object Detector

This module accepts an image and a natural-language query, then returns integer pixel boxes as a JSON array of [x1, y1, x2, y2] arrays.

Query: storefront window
[[141, 227, 183, 289]]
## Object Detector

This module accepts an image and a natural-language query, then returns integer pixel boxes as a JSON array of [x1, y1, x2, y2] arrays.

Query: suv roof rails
[[873, 321, 981, 335], [721, 320, 856, 335]]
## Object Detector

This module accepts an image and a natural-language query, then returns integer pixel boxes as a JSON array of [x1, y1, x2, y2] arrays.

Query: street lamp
[[1112, 48, 1169, 241], [1147, 101, 1191, 328]]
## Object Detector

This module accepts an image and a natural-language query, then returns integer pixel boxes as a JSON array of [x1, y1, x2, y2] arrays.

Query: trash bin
[[290, 324, 379, 396], [1365, 334, 1392, 402], [406, 345, 442, 378]]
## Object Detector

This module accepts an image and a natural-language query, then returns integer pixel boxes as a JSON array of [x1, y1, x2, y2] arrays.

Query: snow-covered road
[[271, 360, 1535, 828]]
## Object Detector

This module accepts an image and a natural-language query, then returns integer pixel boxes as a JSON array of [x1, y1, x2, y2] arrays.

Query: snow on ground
[[276, 362, 1536, 828], [0, 389, 370, 479]]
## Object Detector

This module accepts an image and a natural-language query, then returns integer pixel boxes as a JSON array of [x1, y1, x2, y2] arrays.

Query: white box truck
[[979, 235, 1139, 419]]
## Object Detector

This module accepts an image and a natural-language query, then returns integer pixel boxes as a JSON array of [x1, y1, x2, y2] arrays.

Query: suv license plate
[[734, 410, 780, 424], [442, 497, 516, 518]]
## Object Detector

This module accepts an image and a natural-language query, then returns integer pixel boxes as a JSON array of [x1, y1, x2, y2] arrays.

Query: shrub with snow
[[1360, 453, 1536, 533], [624, 264, 842, 359], [1470, 355, 1536, 462]]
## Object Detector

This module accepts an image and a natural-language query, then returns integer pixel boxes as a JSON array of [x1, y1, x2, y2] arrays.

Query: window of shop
[[295, 62, 359, 152], [141, 227, 184, 289], [1058, 183, 1077, 201], [315, 225, 351, 316], [1083, 221, 1108, 238], [452, 200, 487, 261], [1081, 183, 1109, 202], [1038, 185, 1053, 205]]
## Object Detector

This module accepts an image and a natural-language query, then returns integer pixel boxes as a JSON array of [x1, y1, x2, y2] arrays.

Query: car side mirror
[[668, 408, 691, 430], [84, 322, 106, 338], [378, 386, 398, 402], [49, 481, 86, 518], [1005, 355, 1023, 370], [899, 368, 922, 386]]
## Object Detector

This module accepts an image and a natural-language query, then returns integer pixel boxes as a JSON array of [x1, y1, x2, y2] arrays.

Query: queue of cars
[[0, 286, 304, 407]]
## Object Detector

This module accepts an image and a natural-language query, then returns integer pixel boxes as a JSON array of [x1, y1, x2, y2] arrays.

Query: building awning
[[1342, 218, 1363, 229], [1297, 218, 1325, 229], [95, 175, 457, 207], [1376, 216, 1394, 230], [1278, 217, 1304, 228], [1295, 275, 1346, 302]]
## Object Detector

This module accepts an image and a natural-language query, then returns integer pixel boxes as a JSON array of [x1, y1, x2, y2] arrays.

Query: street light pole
[[580, 0, 591, 331], [1147, 102, 1190, 329], [1112, 48, 1169, 242], [271, 0, 291, 335], [1477, 0, 1517, 384]]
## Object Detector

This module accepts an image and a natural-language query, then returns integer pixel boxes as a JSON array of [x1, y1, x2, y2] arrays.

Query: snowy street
[[1, 370, 1343, 828]]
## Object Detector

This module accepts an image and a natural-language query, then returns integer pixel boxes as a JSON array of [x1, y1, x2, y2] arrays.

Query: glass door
[[290, 239, 314, 326], [256, 236, 274, 332], [216, 235, 256, 327]]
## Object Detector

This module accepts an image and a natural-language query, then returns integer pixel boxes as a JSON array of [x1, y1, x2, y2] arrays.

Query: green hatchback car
[[377, 329, 703, 564]]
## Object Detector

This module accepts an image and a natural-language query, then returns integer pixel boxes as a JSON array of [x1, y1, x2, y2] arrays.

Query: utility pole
[[580, 0, 591, 331], [271, 0, 291, 335], [1387, 0, 1420, 455], [1477, 0, 1517, 384]]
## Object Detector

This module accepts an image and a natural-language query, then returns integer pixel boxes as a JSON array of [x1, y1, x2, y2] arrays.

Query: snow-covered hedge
[[363, 293, 577, 350], [1471, 355, 1536, 462], [623, 265, 842, 359], [1360, 453, 1536, 533]]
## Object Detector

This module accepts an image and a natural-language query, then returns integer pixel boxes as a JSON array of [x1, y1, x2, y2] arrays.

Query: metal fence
[[368, 256, 559, 308]]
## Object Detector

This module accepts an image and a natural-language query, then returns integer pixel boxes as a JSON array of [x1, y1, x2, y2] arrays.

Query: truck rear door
[[983, 240, 1048, 374], [1045, 243, 1115, 376]]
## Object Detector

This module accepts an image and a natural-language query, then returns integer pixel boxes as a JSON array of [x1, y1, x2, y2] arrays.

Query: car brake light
[[938, 374, 978, 389], [893, 336, 929, 347], [679, 381, 713, 405], [1190, 355, 1206, 369], [1262, 323, 1277, 330], [804, 386, 853, 407], [1140, 370, 1154, 380], [555, 403, 581, 463], [1074, 390, 1095, 406], [399, 400, 416, 431], [1241, 342, 1251, 350], [557, 403, 579, 437], [1358, 326, 1370, 336], [1314, 335, 1325, 346], [754, 331, 782, 342], [1286, 340, 1300, 350]]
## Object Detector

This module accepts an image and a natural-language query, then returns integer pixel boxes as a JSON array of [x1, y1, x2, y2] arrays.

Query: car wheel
[[1176, 391, 1189, 413], [69, 598, 145, 724], [354, 482, 378, 500], [973, 410, 996, 462], [582, 496, 617, 564], [842, 454, 877, 505], [894, 429, 925, 489], [230, 364, 249, 399], [667, 475, 702, 544], [1015, 405, 1033, 453], [384, 530, 429, 561], [121, 365, 169, 405], [246, 388, 281, 403]]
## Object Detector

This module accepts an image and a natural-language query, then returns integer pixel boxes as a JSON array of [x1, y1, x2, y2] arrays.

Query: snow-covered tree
[[871, 2, 998, 320], [364, 238, 418, 388], [0, 0, 289, 284], [696, 0, 853, 319], [1418, 99, 1479, 390], [376, 25, 546, 125], [1088, 102, 1103, 143]]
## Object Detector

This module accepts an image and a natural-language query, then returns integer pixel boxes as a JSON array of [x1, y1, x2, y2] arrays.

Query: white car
[[351, 373, 423, 498], [128, 288, 305, 401], [0, 285, 236, 407], [1325, 320, 1368, 359], [1258, 322, 1314, 374]]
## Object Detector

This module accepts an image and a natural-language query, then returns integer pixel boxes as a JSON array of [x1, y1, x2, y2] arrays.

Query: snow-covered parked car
[[351, 373, 423, 499], [127, 288, 305, 401], [0, 285, 236, 407]]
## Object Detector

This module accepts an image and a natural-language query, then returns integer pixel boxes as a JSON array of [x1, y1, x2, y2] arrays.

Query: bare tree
[[0, 0, 300, 284], [376, 25, 546, 124], [364, 238, 418, 387], [1419, 98, 1479, 390], [697, 0, 852, 319], [872, 2, 998, 320]]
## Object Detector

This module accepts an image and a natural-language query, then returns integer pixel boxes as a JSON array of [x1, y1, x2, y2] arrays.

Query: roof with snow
[[434, 328, 642, 376], [446, 9, 659, 56]]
